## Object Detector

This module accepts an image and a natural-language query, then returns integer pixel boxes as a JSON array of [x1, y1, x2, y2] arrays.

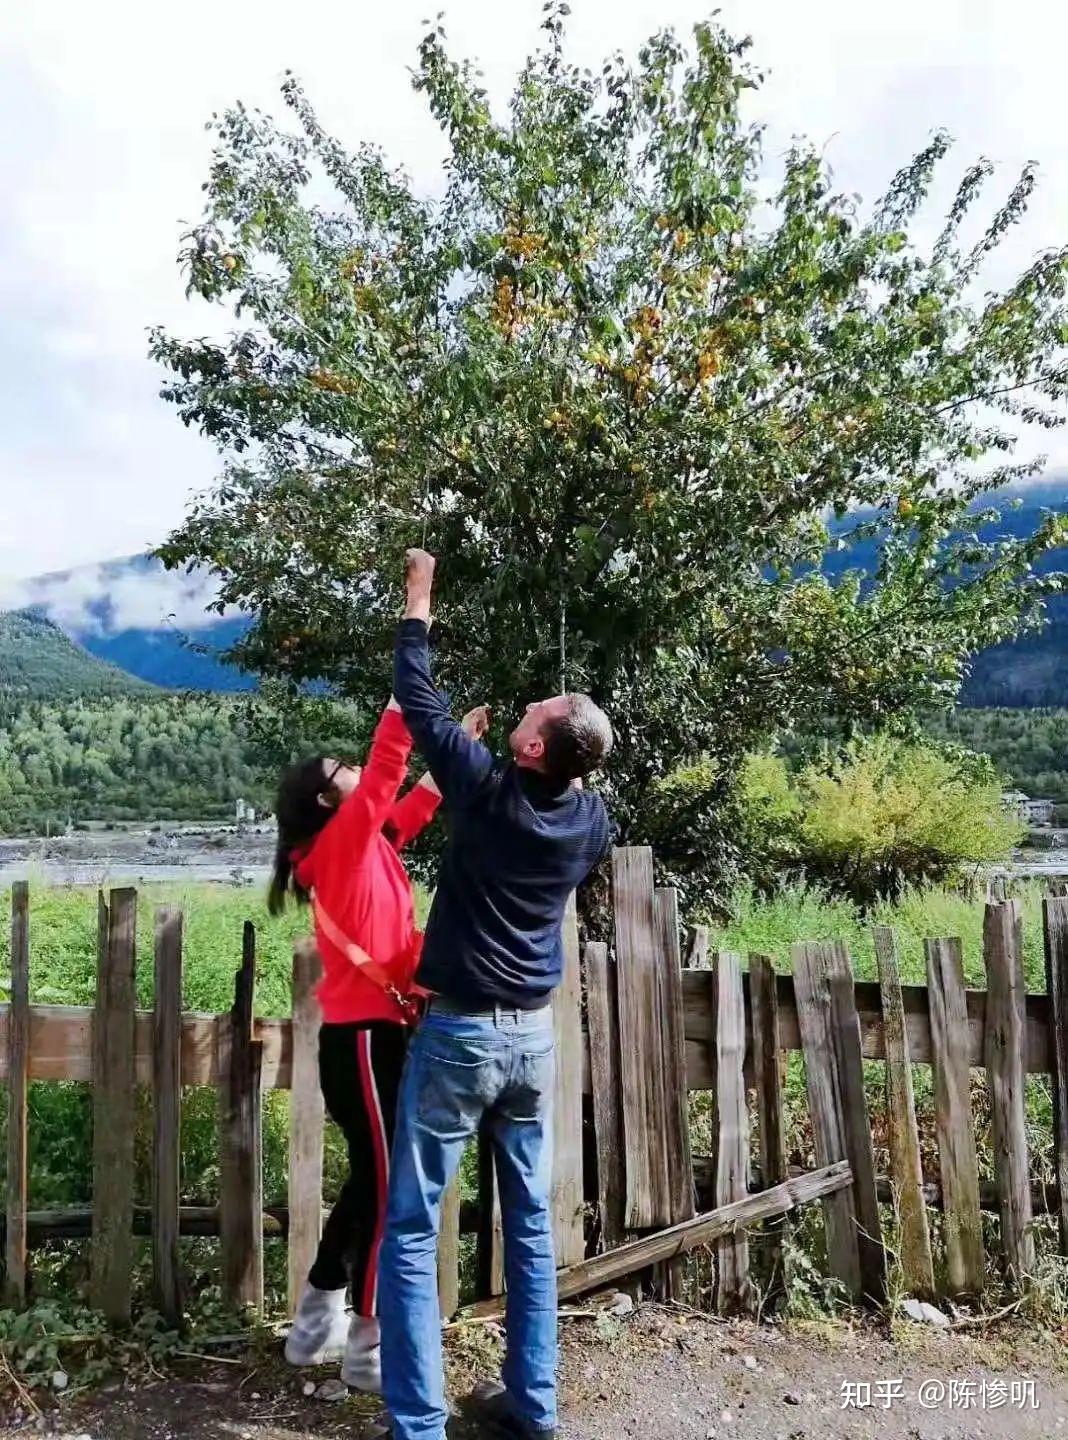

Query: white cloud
[[1, 0, 1066, 582], [0, 558, 231, 635]]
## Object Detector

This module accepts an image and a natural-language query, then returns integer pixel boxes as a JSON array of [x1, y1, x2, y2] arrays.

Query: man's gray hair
[[541, 693, 614, 784]]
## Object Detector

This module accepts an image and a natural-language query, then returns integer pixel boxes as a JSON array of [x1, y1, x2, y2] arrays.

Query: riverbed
[[0, 824, 276, 888]]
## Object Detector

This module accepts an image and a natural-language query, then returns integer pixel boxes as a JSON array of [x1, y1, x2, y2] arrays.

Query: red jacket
[[293, 706, 440, 1025]]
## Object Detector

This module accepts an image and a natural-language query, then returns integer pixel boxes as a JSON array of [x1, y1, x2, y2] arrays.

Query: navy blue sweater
[[394, 619, 612, 1008]]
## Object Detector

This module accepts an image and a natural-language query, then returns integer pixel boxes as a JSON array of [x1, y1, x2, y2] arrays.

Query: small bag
[[313, 896, 425, 1027]]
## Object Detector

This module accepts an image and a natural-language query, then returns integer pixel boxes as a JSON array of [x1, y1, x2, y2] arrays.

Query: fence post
[[1044, 895, 1068, 1256], [438, 1179, 461, 1320], [925, 937, 984, 1299], [219, 921, 264, 1315], [612, 847, 671, 1228], [710, 950, 751, 1314], [749, 953, 787, 1297], [91, 887, 138, 1323], [5, 882, 30, 1305], [873, 926, 934, 1299], [152, 907, 184, 1328], [791, 942, 862, 1302], [984, 901, 1035, 1288], [551, 894, 585, 1269], [586, 942, 625, 1252], [287, 940, 324, 1317]]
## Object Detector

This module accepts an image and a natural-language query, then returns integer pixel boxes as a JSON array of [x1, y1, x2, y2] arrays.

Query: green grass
[[0, 876, 430, 1016], [709, 880, 1050, 989]]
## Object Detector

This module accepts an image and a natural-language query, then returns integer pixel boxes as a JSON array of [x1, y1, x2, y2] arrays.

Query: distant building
[[235, 798, 252, 825], [1002, 790, 1055, 827]]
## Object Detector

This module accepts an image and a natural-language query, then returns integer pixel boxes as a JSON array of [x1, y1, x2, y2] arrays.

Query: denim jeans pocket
[[412, 1031, 501, 1133]]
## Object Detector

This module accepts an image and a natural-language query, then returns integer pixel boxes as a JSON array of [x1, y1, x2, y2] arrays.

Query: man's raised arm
[[393, 548, 494, 804]]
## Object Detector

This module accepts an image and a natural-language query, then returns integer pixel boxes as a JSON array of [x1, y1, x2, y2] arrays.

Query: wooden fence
[[3, 855, 1068, 1324]]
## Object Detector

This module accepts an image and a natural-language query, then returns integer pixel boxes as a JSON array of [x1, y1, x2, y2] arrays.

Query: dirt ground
[[3, 1306, 1068, 1440]]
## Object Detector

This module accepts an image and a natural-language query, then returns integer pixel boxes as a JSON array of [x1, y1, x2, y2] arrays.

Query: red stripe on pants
[[356, 1028, 390, 1316]]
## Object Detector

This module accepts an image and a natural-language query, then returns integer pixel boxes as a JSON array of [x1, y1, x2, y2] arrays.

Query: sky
[[2, 0, 1067, 609]]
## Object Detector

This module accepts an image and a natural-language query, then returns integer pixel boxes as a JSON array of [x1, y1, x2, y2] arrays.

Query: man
[[378, 548, 613, 1440]]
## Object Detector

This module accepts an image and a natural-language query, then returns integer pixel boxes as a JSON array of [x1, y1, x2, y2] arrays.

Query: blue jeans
[[379, 1003, 557, 1440]]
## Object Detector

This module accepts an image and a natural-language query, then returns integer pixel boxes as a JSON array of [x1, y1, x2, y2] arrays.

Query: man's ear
[[523, 736, 546, 761]]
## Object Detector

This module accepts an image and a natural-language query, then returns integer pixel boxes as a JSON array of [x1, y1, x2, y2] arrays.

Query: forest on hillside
[[930, 707, 1068, 806], [0, 696, 271, 833]]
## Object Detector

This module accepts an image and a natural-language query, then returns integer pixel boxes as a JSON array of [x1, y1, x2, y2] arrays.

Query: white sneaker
[[341, 1314, 382, 1394], [284, 1284, 350, 1367]]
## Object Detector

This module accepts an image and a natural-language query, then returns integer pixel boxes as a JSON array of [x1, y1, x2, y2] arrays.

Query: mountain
[[5, 475, 1067, 702], [6, 553, 255, 693], [0, 611, 156, 704]]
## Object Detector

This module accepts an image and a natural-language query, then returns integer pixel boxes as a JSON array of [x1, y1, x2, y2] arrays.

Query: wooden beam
[[655, 889, 695, 1228], [873, 926, 934, 1300], [5, 882, 30, 1305], [438, 1178, 461, 1321], [152, 907, 184, 1328], [463, 1162, 853, 1317]]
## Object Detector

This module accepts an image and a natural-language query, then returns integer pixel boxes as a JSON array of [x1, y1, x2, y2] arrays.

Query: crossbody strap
[[312, 896, 421, 1024]]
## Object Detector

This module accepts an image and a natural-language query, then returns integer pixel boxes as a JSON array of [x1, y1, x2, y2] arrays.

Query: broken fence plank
[[438, 1177, 461, 1321], [152, 907, 184, 1328], [873, 925, 934, 1300], [925, 936, 984, 1300], [463, 1162, 853, 1318]]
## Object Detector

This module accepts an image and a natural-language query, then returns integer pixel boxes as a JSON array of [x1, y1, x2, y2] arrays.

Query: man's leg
[[379, 1015, 503, 1440], [492, 1023, 557, 1433]]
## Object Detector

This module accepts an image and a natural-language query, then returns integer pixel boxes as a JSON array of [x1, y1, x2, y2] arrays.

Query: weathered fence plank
[[749, 952, 787, 1292], [476, 1130, 505, 1298], [925, 937, 984, 1299], [679, 974, 1054, 1088], [983, 902, 1035, 1287], [825, 948, 885, 1305], [873, 926, 934, 1299], [5, 882, 30, 1304], [551, 894, 585, 1268], [287, 940, 324, 1317], [90, 887, 138, 1323], [791, 942, 862, 1301], [585, 941, 625, 1250], [612, 847, 671, 1227], [710, 951, 751, 1314], [1044, 895, 1068, 1255], [438, 1178, 461, 1320], [686, 925, 710, 970], [219, 921, 264, 1315], [152, 907, 184, 1327], [655, 888, 695, 1226]]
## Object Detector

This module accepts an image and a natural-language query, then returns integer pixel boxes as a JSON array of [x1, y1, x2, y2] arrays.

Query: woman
[[269, 694, 487, 1392]]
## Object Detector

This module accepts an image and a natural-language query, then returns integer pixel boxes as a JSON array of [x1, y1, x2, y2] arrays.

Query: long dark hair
[[268, 756, 338, 916]]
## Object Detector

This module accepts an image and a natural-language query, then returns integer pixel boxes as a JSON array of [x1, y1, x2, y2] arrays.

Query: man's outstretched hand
[[461, 704, 491, 742], [403, 548, 436, 624]]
